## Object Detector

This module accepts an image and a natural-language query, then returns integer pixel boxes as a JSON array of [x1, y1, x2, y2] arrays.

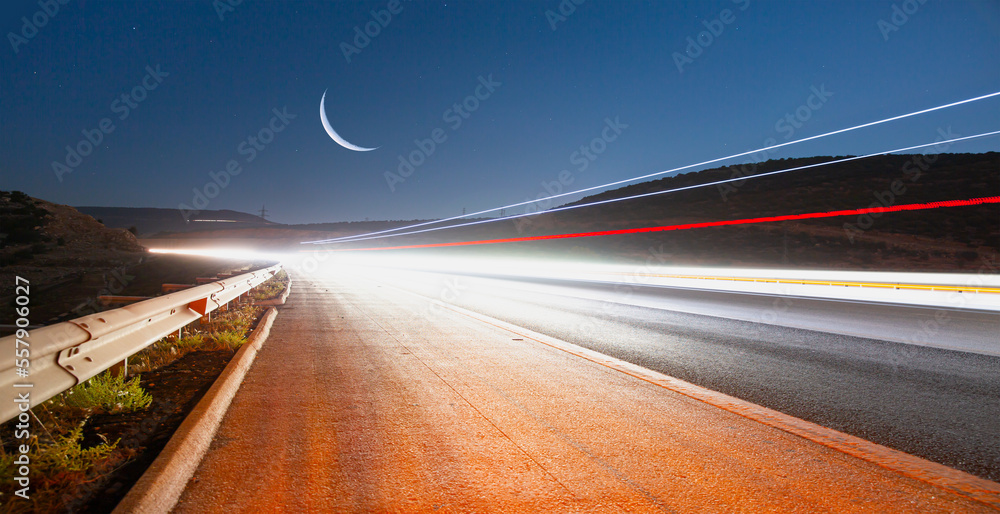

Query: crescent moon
[[319, 89, 378, 152]]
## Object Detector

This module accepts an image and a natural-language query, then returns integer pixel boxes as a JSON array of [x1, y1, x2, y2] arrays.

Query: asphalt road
[[370, 268, 1000, 482], [175, 270, 995, 511]]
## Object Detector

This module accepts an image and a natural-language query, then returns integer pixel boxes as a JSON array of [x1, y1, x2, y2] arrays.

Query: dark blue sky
[[2, 0, 998, 224]]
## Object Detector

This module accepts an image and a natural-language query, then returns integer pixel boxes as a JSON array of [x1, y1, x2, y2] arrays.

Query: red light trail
[[307, 196, 1000, 252]]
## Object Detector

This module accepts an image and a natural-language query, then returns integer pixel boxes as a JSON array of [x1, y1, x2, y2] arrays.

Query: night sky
[[2, 0, 998, 224]]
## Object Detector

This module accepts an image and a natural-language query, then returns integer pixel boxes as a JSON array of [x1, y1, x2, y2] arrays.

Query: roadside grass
[[0, 269, 283, 511], [0, 371, 146, 513], [207, 330, 246, 351], [128, 303, 262, 374], [0, 423, 126, 514], [251, 269, 288, 301], [210, 303, 261, 334], [62, 372, 153, 414]]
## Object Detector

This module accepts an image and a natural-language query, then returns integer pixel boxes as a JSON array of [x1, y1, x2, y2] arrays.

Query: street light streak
[[303, 196, 1000, 252], [305, 129, 1000, 245], [148, 247, 290, 262], [303, 91, 1000, 245]]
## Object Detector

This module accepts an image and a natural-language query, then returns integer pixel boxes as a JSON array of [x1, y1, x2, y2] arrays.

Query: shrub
[[208, 330, 245, 351], [128, 334, 206, 374], [173, 333, 205, 351], [0, 424, 120, 514], [63, 372, 152, 414], [30, 425, 119, 473], [208, 306, 259, 334], [9, 191, 29, 203], [251, 270, 288, 301]]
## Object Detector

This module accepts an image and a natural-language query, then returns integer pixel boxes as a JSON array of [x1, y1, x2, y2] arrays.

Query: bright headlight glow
[[294, 251, 1000, 312], [148, 247, 292, 263], [293, 251, 1000, 288]]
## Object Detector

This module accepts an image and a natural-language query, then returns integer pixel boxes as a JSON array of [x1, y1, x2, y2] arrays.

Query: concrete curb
[[112, 306, 279, 514]]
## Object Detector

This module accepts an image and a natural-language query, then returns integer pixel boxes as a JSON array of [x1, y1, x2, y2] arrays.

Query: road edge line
[[433, 299, 1000, 509], [112, 306, 279, 514]]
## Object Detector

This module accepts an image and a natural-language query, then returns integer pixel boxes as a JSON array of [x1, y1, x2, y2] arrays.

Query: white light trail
[[303, 91, 1000, 245], [303, 129, 1000, 245], [148, 247, 291, 262], [330, 255, 1000, 313]]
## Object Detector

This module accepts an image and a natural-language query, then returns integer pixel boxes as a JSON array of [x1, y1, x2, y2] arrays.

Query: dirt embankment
[[0, 192, 267, 326], [2, 192, 148, 322], [1, 191, 145, 266]]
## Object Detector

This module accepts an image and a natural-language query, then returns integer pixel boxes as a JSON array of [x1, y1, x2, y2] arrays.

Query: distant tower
[[462, 207, 466, 216], [258, 204, 269, 221], [500, 208, 506, 217]]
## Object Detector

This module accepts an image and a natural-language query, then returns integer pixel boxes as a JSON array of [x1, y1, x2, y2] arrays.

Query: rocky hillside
[[324, 152, 1000, 272], [1, 191, 146, 267], [1, 191, 148, 322]]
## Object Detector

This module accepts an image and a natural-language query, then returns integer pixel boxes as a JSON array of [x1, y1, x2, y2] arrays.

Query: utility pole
[[258, 204, 268, 221], [462, 207, 466, 216]]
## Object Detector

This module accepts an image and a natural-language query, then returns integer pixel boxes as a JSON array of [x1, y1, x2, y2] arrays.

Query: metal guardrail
[[1, 264, 282, 424]]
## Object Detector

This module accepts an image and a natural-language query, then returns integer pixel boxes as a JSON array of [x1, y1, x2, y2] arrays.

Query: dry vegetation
[[0, 272, 288, 512]]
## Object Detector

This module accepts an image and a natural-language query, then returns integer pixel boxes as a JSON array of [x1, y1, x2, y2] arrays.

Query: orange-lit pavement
[[173, 271, 995, 512]]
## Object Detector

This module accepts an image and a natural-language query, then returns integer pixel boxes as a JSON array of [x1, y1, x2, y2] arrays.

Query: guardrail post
[[0, 263, 283, 424], [109, 357, 128, 378]]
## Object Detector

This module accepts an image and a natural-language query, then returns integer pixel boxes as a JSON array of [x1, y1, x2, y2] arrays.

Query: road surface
[[373, 268, 1000, 482], [174, 268, 998, 512]]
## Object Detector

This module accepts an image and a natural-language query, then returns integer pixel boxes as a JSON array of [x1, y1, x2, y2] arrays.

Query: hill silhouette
[[355, 152, 999, 271], [136, 152, 998, 271], [75, 206, 273, 236]]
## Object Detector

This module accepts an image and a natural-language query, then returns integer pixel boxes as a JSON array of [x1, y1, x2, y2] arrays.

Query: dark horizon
[[53, 150, 1000, 227]]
